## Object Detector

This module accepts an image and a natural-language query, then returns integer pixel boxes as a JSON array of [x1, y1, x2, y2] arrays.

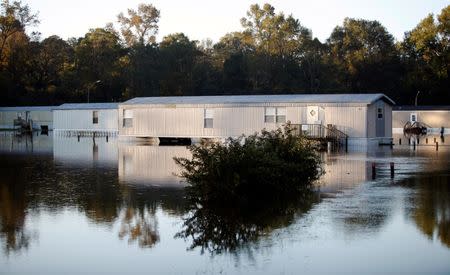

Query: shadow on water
[[176, 191, 320, 255]]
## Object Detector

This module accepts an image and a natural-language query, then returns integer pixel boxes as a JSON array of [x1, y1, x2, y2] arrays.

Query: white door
[[307, 106, 319, 124]]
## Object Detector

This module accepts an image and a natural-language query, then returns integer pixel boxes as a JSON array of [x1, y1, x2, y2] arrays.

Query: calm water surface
[[1, 132, 450, 274]]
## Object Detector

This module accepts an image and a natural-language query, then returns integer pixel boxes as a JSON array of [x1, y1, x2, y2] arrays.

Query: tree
[[117, 3, 160, 47], [327, 18, 400, 94], [159, 33, 200, 96], [74, 28, 126, 102], [0, 0, 38, 67], [401, 5, 450, 104]]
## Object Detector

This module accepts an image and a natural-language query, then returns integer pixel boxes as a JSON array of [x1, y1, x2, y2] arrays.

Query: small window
[[410, 113, 417, 122], [123, 109, 133, 128], [276, 108, 286, 123], [377, 107, 383, 119], [265, 107, 276, 123], [204, 109, 213, 128], [92, 111, 98, 124]]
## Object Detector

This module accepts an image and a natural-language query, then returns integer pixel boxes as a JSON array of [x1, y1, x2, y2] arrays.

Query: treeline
[[0, 1, 449, 106]]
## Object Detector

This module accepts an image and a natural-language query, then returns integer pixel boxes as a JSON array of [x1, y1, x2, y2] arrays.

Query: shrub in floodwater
[[174, 123, 324, 206]]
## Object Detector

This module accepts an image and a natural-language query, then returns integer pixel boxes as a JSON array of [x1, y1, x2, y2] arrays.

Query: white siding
[[323, 106, 367, 137], [53, 109, 118, 132], [119, 103, 373, 138]]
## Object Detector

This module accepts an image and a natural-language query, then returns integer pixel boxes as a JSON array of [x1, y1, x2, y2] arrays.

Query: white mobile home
[[53, 103, 119, 136], [393, 106, 450, 134], [119, 94, 394, 146], [0, 106, 54, 130]]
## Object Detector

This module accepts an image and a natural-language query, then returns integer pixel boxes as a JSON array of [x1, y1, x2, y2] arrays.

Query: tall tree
[[74, 28, 125, 102], [327, 18, 400, 94], [159, 33, 200, 96], [401, 5, 450, 104], [117, 3, 160, 47], [0, 0, 38, 67]]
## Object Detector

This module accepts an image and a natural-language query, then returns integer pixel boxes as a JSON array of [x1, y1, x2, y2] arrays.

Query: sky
[[26, 0, 449, 43]]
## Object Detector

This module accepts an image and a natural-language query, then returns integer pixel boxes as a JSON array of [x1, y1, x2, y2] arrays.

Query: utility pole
[[415, 90, 421, 106]]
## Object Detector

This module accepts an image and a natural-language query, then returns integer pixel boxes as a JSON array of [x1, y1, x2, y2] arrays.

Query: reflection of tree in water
[[118, 206, 159, 248], [402, 175, 450, 248], [176, 192, 318, 255], [0, 181, 34, 254], [118, 187, 186, 248], [0, 156, 43, 254], [0, 154, 187, 254]]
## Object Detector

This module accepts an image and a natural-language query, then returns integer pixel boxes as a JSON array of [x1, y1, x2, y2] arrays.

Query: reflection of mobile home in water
[[118, 145, 191, 187], [53, 136, 118, 167], [119, 94, 394, 146], [319, 153, 371, 192]]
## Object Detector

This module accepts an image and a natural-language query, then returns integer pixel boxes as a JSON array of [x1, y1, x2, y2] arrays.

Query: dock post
[[426, 138, 428, 144], [408, 138, 411, 145], [345, 137, 348, 153], [434, 137, 437, 143], [372, 163, 376, 180], [106, 135, 109, 142], [77, 135, 80, 142], [436, 142, 439, 151], [390, 162, 394, 179], [399, 138, 401, 145], [413, 141, 416, 151]]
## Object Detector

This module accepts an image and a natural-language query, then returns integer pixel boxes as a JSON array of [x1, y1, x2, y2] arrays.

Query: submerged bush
[[174, 123, 324, 206]]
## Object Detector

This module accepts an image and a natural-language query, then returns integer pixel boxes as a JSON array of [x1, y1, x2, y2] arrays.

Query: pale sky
[[26, 0, 449, 43]]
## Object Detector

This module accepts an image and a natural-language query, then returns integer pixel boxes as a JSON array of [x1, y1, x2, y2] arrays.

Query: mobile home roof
[[0, 106, 54, 111], [54, 103, 119, 110], [121, 93, 395, 106]]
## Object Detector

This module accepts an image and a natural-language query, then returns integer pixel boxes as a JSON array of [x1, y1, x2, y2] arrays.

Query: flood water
[[1, 132, 450, 274]]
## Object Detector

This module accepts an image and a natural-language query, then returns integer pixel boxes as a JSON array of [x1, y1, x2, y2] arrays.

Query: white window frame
[[92, 111, 99, 124], [410, 113, 417, 123], [276, 108, 286, 123], [204, 109, 214, 128], [265, 107, 286, 123], [264, 107, 276, 123], [123, 109, 133, 128]]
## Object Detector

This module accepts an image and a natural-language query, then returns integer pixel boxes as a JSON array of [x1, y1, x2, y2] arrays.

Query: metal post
[[399, 138, 401, 145], [390, 162, 394, 179], [372, 163, 376, 180], [436, 142, 439, 151], [426, 138, 428, 144]]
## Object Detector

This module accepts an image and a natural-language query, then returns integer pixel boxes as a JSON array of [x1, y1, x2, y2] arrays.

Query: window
[[204, 109, 213, 128], [92, 111, 98, 124], [123, 109, 133, 128], [265, 107, 286, 123], [265, 107, 275, 123], [410, 113, 417, 122], [377, 107, 383, 119], [276, 108, 286, 123]]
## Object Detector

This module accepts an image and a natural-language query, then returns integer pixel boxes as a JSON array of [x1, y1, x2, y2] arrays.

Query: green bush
[[174, 123, 324, 206]]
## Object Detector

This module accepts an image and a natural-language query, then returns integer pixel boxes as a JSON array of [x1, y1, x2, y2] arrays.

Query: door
[[375, 102, 385, 137], [307, 106, 319, 124]]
